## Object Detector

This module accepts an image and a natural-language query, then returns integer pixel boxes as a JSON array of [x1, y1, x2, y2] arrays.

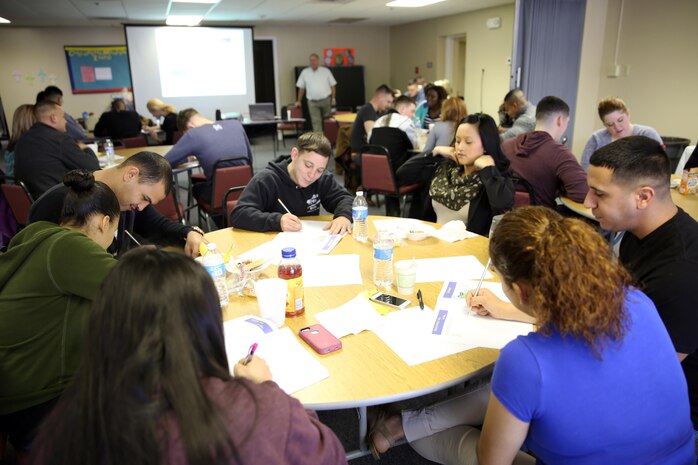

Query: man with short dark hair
[[501, 96, 588, 208], [350, 84, 395, 155], [165, 107, 253, 202], [499, 89, 536, 141], [231, 132, 353, 233], [41, 85, 87, 140], [369, 95, 419, 149], [295, 53, 337, 133], [585, 135, 698, 434], [15, 100, 99, 199], [29, 151, 203, 257], [93, 98, 142, 140]]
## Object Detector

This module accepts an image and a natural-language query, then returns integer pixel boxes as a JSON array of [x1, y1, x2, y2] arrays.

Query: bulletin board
[[64, 45, 132, 94]]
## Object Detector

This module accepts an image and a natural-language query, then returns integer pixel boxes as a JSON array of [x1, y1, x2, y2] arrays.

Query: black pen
[[417, 289, 425, 310]]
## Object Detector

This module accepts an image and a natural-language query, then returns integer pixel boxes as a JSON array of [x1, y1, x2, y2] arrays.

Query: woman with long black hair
[[31, 248, 346, 465]]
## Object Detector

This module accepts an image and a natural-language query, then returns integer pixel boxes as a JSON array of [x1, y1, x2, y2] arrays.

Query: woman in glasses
[[428, 113, 513, 235]]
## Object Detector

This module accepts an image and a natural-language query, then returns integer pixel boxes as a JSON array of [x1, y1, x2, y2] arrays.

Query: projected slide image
[[156, 28, 247, 98]]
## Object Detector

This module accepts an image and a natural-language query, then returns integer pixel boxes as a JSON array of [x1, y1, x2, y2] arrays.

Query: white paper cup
[[395, 260, 417, 295], [254, 278, 287, 327]]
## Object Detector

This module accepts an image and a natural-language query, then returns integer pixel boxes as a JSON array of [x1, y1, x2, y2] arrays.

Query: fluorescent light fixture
[[165, 15, 203, 26], [0, 16, 10, 23], [171, 0, 219, 3], [386, 0, 446, 7]]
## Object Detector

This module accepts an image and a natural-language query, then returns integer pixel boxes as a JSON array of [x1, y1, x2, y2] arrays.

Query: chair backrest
[[359, 145, 398, 195], [323, 118, 340, 147], [211, 157, 254, 215], [1, 179, 34, 226], [288, 106, 302, 119], [172, 131, 184, 144], [369, 126, 413, 171], [512, 176, 537, 207], [153, 189, 184, 223], [224, 186, 246, 227], [120, 135, 149, 148]]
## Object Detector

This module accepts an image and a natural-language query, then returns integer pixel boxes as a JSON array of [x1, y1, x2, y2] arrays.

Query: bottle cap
[[206, 242, 218, 252], [281, 247, 296, 258], [356, 191, 363, 196]]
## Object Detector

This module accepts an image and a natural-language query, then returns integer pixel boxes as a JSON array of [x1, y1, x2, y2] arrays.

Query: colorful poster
[[64, 46, 132, 94], [323, 48, 355, 67]]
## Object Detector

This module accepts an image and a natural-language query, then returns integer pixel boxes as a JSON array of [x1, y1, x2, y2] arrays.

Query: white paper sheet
[[414, 256, 493, 283], [301, 254, 363, 287], [314, 294, 384, 338], [223, 317, 329, 395], [372, 306, 476, 366], [430, 281, 533, 349], [372, 218, 435, 240], [238, 227, 343, 264]]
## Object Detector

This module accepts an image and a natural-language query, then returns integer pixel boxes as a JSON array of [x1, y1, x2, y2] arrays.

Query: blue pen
[[243, 342, 258, 366]]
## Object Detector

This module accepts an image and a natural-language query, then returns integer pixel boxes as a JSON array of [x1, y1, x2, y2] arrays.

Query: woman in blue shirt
[[370, 206, 694, 464]]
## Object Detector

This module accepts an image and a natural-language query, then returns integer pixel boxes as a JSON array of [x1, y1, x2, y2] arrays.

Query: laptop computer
[[248, 103, 276, 121]]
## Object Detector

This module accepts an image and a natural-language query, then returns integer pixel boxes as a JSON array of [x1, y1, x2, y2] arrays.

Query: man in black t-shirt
[[585, 136, 698, 433], [29, 151, 203, 257], [349, 84, 395, 155]]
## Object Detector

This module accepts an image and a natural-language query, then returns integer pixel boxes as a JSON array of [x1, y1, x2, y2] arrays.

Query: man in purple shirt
[[501, 96, 588, 208], [164, 108, 253, 202]]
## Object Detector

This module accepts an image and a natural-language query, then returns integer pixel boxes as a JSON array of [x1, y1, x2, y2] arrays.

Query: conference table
[[560, 175, 698, 221], [205, 216, 498, 458], [333, 112, 357, 124]]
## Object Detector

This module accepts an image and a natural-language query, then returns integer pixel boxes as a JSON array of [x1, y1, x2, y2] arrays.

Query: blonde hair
[[146, 98, 176, 114], [489, 207, 631, 356], [8, 104, 35, 151], [440, 97, 467, 125], [597, 97, 628, 120]]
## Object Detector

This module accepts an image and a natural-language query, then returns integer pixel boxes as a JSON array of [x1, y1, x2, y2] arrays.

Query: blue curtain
[[514, 0, 586, 147]]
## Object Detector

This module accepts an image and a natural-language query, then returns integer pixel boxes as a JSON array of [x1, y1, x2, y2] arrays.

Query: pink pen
[[243, 342, 258, 366]]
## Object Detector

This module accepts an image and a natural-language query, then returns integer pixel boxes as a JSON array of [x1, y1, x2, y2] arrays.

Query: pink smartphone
[[299, 324, 342, 354]]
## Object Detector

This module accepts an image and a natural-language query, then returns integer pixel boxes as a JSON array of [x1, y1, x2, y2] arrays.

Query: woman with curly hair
[[369, 206, 694, 464]]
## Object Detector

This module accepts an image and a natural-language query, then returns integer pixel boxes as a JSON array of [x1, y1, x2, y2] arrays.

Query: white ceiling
[[0, 0, 513, 27]]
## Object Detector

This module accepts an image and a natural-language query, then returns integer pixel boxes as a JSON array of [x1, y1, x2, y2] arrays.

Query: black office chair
[[369, 126, 414, 172]]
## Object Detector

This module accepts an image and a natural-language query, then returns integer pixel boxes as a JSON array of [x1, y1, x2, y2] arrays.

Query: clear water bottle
[[373, 231, 394, 288], [202, 242, 229, 308], [104, 138, 115, 166], [352, 191, 369, 242]]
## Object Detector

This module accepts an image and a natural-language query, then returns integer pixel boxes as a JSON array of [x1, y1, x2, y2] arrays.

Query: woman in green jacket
[[0, 169, 119, 454]]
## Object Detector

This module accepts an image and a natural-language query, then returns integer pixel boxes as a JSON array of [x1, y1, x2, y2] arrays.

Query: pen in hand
[[468, 258, 491, 312], [277, 198, 292, 215], [243, 342, 258, 366], [124, 229, 142, 247]]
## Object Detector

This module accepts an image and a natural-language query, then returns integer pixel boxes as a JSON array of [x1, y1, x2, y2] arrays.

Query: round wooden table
[[205, 217, 498, 458]]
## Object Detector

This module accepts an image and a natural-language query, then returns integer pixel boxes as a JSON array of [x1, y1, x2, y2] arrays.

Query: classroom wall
[[253, 24, 390, 107], [0, 27, 127, 130], [573, 0, 698, 156], [0, 24, 391, 129], [389, 4, 515, 119]]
